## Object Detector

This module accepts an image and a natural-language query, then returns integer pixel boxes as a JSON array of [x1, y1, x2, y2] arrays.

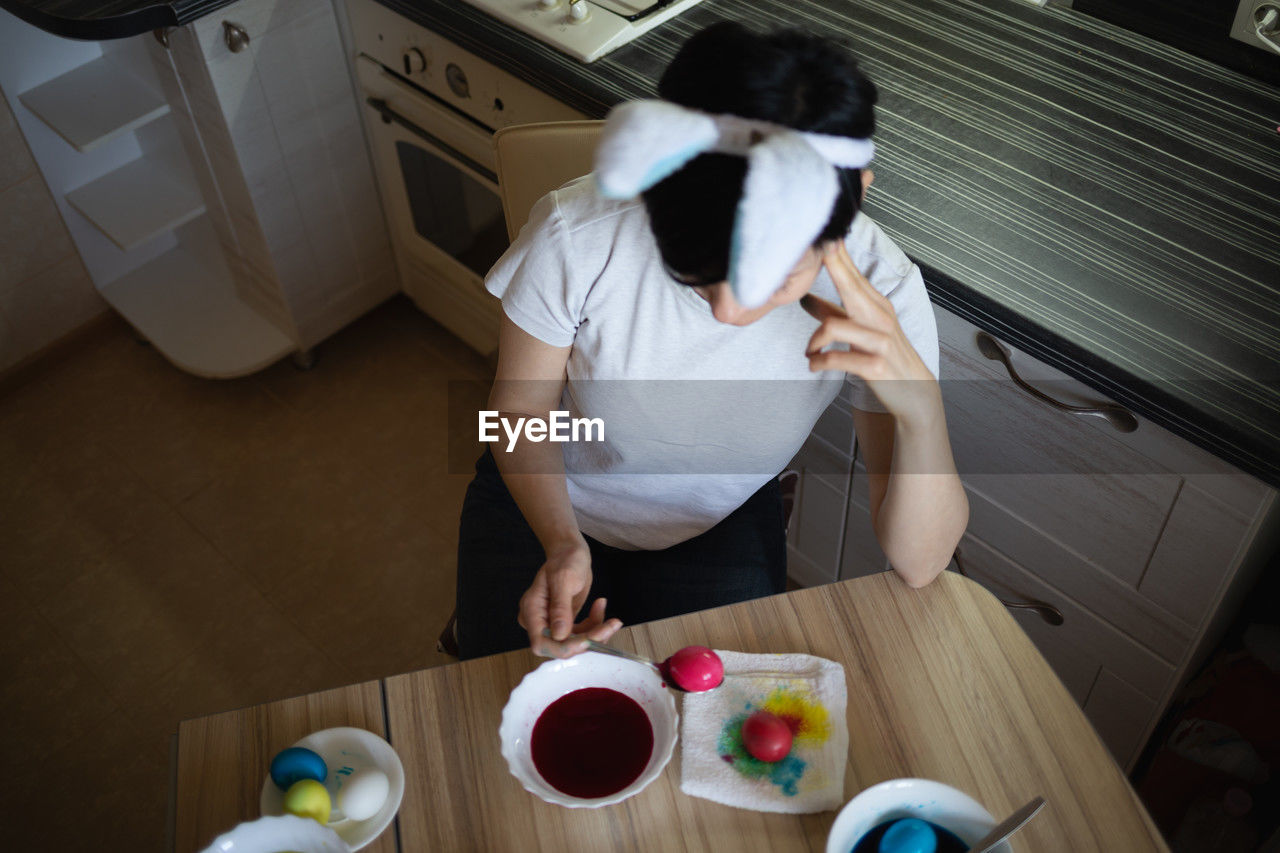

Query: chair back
[[493, 121, 605, 240]]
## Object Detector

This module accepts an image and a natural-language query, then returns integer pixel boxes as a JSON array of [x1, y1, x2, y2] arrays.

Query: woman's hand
[[518, 537, 622, 658], [802, 240, 941, 428]]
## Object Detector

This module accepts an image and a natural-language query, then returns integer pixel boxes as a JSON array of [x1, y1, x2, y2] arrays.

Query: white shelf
[[101, 247, 295, 379], [17, 55, 170, 153], [66, 156, 206, 252]]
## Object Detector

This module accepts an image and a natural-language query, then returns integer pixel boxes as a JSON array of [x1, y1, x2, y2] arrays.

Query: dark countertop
[[372, 0, 1280, 489], [6, 0, 1280, 489]]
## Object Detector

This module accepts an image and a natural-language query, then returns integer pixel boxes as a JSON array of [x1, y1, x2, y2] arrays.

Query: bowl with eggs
[[826, 778, 1012, 853]]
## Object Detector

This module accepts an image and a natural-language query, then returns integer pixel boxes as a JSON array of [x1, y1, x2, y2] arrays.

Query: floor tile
[[3, 712, 170, 852], [0, 575, 120, 775], [251, 494, 459, 680], [0, 298, 486, 848], [178, 414, 397, 599], [36, 508, 275, 701], [130, 590, 348, 741]]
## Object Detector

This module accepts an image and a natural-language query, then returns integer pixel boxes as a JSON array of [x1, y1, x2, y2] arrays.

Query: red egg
[[661, 646, 724, 692], [742, 711, 793, 762]]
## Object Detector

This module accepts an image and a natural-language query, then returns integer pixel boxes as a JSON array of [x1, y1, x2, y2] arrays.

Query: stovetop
[[457, 0, 708, 62]]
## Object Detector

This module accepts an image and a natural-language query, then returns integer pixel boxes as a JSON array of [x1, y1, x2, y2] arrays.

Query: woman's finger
[[800, 292, 847, 323], [808, 347, 887, 380], [545, 568, 580, 641], [572, 597, 608, 632], [575, 598, 623, 643], [806, 316, 889, 357], [519, 575, 554, 652], [588, 619, 624, 644], [834, 240, 892, 309], [822, 243, 880, 319]]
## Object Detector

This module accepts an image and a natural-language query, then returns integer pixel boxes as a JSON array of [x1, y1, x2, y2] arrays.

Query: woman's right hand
[[518, 537, 622, 658]]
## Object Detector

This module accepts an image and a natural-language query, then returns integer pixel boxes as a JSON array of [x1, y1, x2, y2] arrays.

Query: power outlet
[[1230, 1, 1280, 54]]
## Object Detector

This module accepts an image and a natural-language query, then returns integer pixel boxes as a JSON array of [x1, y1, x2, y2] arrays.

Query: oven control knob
[[445, 63, 470, 98], [538, 0, 560, 7], [568, 0, 590, 22], [402, 46, 427, 75]]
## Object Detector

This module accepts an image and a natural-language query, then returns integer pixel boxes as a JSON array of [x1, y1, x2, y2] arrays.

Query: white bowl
[[499, 651, 678, 808], [199, 814, 350, 853], [826, 778, 1012, 853], [260, 727, 404, 851]]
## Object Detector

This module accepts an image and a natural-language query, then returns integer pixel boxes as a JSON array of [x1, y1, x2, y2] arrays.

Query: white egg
[[336, 768, 390, 822]]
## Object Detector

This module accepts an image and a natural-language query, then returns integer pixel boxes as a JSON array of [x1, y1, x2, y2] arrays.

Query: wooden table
[[175, 572, 1169, 852]]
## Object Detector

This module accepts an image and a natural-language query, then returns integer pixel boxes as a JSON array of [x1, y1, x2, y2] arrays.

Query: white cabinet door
[[172, 0, 397, 349]]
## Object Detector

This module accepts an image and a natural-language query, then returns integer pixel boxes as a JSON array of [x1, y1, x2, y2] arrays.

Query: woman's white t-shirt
[[484, 175, 939, 551]]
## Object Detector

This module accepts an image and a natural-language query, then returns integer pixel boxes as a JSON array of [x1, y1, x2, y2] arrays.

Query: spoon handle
[[581, 638, 659, 669], [966, 796, 1044, 853], [538, 629, 659, 670]]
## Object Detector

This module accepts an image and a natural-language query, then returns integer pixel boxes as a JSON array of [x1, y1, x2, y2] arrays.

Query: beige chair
[[437, 120, 800, 658], [493, 120, 605, 240]]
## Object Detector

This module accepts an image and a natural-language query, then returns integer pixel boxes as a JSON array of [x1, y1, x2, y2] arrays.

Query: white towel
[[680, 650, 848, 813]]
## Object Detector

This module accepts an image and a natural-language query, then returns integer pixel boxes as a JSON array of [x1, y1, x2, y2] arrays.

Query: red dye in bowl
[[530, 687, 654, 799]]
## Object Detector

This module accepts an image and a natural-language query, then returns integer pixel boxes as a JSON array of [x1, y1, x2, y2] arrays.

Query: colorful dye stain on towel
[[717, 685, 832, 796]]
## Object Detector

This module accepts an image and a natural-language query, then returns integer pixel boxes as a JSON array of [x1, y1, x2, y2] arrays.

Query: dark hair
[[642, 22, 878, 287]]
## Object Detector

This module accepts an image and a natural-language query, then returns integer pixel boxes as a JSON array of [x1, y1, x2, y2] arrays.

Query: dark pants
[[454, 449, 787, 660]]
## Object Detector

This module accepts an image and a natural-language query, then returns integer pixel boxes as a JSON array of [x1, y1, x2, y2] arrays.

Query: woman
[[454, 22, 968, 660]]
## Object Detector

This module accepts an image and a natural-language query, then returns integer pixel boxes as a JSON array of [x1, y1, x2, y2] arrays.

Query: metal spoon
[[539, 627, 660, 669], [537, 629, 715, 692], [966, 796, 1045, 853]]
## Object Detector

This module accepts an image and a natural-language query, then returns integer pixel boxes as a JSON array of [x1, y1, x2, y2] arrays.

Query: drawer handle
[[953, 548, 1065, 626], [975, 332, 1138, 433]]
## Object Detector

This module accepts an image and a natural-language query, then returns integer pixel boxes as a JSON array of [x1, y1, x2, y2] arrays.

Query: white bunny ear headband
[[593, 99, 874, 309]]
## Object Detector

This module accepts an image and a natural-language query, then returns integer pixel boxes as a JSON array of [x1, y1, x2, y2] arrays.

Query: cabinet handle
[[953, 548, 1065, 626], [975, 332, 1138, 433], [223, 21, 250, 53]]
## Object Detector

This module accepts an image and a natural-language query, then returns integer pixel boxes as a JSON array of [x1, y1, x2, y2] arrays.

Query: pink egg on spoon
[[657, 645, 725, 692], [538, 631, 724, 693]]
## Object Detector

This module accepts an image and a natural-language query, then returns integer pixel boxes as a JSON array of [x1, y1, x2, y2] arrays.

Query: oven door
[[357, 56, 506, 354]]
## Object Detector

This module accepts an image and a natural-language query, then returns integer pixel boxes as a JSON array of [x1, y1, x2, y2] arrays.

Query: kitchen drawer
[[952, 533, 1174, 701], [811, 393, 857, 459], [963, 483, 1194, 662], [937, 344, 1181, 588], [786, 434, 853, 588], [934, 306, 1267, 643], [1084, 669, 1160, 770], [952, 534, 1174, 766], [934, 306, 1267, 516], [839, 461, 889, 581]]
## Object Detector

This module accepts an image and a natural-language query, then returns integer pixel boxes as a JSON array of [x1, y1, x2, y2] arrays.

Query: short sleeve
[[484, 191, 583, 347], [843, 217, 940, 413]]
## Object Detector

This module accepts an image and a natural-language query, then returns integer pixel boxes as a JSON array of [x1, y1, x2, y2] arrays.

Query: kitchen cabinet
[[0, 0, 394, 376], [152, 0, 396, 359], [787, 303, 1278, 770]]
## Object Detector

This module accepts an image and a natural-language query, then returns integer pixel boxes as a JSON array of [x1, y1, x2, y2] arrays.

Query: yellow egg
[[282, 778, 331, 824]]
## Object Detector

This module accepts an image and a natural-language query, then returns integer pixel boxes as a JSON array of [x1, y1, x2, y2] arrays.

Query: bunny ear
[[593, 100, 720, 199], [728, 132, 839, 309]]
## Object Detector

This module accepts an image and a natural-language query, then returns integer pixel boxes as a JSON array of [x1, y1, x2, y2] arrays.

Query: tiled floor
[[0, 296, 492, 851]]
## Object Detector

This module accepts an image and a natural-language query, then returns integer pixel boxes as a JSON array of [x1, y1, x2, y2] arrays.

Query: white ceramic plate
[[260, 727, 404, 851], [825, 778, 1012, 853], [499, 651, 678, 808]]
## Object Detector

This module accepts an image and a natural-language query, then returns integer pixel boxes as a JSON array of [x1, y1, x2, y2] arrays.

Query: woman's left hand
[[802, 240, 940, 427]]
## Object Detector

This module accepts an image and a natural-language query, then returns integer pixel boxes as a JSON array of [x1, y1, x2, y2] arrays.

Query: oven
[[347, 0, 586, 354]]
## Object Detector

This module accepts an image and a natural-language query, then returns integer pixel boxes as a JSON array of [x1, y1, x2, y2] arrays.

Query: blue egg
[[878, 818, 937, 853], [270, 747, 328, 792]]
